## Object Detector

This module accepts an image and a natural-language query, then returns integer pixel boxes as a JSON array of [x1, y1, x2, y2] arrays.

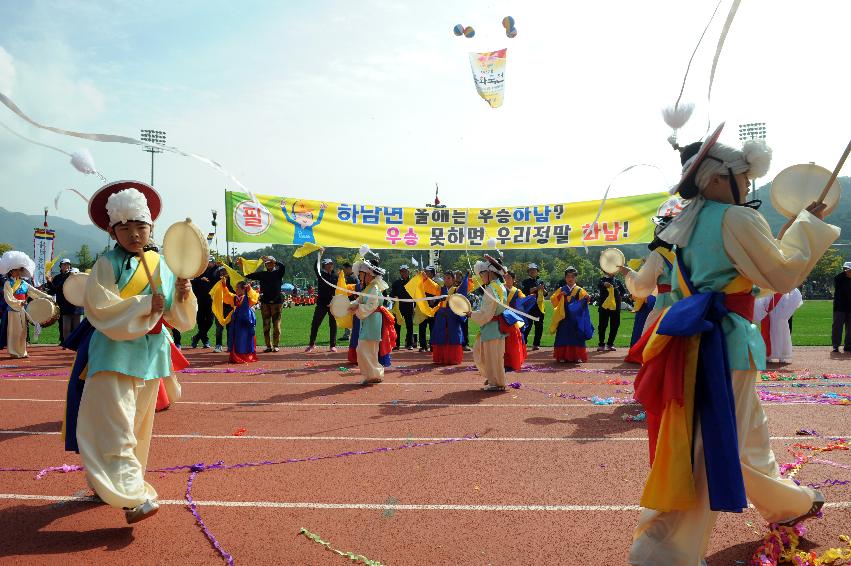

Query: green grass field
[[30, 300, 836, 348]]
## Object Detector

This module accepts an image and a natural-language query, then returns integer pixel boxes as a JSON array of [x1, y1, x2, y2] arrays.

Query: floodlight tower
[[140, 129, 167, 186]]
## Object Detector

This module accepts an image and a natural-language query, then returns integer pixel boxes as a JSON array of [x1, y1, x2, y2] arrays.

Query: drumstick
[[816, 138, 851, 206], [137, 252, 159, 296]]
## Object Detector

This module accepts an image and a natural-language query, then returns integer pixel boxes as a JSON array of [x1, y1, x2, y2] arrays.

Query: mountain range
[[0, 176, 848, 261]]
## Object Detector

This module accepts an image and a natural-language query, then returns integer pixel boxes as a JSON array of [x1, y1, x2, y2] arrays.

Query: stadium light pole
[[738, 122, 767, 199], [140, 129, 167, 186]]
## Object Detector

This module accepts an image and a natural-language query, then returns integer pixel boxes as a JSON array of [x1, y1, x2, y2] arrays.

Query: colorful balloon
[[507, 26, 517, 38], [453, 24, 465, 36], [502, 16, 515, 29], [463, 26, 475, 38]]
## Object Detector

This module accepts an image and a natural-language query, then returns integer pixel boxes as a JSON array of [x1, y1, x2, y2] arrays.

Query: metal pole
[[150, 149, 155, 186]]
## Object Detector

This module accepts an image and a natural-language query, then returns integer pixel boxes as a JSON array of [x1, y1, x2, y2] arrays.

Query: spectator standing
[[306, 257, 337, 352], [190, 256, 217, 348], [596, 272, 626, 352], [832, 261, 851, 353], [44, 258, 83, 343], [521, 263, 548, 350], [390, 265, 415, 350], [245, 255, 286, 352]]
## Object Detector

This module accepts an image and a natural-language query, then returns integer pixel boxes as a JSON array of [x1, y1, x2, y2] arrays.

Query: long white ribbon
[[705, 0, 741, 132], [0, 92, 255, 200]]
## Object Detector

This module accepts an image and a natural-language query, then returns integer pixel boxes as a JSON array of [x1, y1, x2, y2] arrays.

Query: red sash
[[494, 316, 527, 371]]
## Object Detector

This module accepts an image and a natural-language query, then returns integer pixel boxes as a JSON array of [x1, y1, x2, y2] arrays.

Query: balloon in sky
[[502, 16, 515, 29], [453, 24, 465, 36], [507, 27, 517, 38], [463, 26, 475, 38]]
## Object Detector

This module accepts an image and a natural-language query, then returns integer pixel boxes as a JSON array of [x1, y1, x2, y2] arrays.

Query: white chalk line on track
[[0, 397, 845, 408], [0, 493, 849, 512], [2, 431, 848, 442]]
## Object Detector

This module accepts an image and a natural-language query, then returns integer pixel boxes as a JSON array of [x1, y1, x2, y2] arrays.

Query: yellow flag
[[45, 257, 59, 274], [220, 263, 246, 285], [209, 280, 235, 326], [239, 257, 264, 275], [405, 273, 440, 318], [334, 270, 355, 330], [293, 242, 322, 258]]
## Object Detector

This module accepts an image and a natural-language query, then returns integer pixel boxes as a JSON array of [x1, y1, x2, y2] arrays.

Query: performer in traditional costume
[[0, 251, 53, 358], [349, 259, 395, 384], [549, 267, 593, 363], [212, 279, 259, 364], [754, 288, 802, 364], [621, 207, 680, 364], [0, 273, 7, 351], [629, 128, 838, 565], [66, 182, 197, 525], [469, 254, 526, 391], [431, 271, 469, 365]]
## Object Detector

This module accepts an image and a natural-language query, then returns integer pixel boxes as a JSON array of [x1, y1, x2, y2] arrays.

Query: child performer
[[75, 182, 197, 524], [469, 254, 525, 391], [629, 128, 838, 565], [549, 267, 593, 363], [349, 259, 395, 385], [213, 279, 260, 364], [0, 251, 53, 358], [754, 288, 802, 364], [431, 271, 468, 365]]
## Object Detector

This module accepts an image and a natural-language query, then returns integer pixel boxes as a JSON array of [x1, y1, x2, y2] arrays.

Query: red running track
[[0, 346, 849, 565]]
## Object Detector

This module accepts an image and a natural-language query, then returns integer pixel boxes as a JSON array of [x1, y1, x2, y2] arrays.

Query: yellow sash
[[120, 251, 160, 299], [334, 270, 357, 329], [10, 278, 23, 294], [601, 286, 617, 310]]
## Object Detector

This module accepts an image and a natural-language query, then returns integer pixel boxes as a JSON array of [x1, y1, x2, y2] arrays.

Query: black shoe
[[263, 347, 273, 353], [833, 348, 840, 353]]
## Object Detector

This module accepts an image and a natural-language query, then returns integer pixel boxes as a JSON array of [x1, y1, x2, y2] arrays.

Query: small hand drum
[[330, 294, 354, 318], [448, 294, 472, 317], [599, 248, 626, 275], [162, 218, 210, 279], [63, 272, 89, 307], [770, 163, 842, 219], [27, 298, 59, 326]]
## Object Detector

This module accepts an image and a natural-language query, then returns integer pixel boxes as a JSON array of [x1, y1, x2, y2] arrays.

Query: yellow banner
[[225, 191, 668, 250]]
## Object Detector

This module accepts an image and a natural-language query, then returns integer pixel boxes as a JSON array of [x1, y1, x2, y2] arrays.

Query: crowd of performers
[[0, 127, 844, 566]]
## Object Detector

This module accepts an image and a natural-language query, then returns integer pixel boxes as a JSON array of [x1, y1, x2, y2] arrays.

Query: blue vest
[[87, 246, 178, 380], [675, 201, 765, 371]]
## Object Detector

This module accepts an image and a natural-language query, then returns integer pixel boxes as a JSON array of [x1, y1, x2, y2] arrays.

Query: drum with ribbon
[[27, 298, 60, 326], [770, 163, 842, 219], [62, 272, 89, 307], [330, 294, 354, 319], [162, 218, 210, 280], [599, 248, 625, 275], [448, 294, 472, 317]]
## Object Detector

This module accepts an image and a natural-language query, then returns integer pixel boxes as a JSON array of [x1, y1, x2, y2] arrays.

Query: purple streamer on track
[[0, 371, 64, 378], [186, 470, 235, 566]]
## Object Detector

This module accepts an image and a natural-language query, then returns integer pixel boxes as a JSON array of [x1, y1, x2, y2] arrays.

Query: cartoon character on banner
[[281, 199, 328, 245]]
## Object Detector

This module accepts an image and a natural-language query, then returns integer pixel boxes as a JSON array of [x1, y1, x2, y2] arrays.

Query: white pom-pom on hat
[[105, 188, 153, 226], [0, 250, 36, 279], [70, 149, 97, 174], [742, 139, 772, 179]]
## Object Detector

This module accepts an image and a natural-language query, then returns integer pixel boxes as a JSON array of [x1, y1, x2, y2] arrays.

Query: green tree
[[803, 247, 846, 298], [0, 243, 12, 255], [76, 244, 94, 270]]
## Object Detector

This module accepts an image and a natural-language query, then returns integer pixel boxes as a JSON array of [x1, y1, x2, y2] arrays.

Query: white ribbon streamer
[[705, 0, 741, 132], [0, 92, 256, 201]]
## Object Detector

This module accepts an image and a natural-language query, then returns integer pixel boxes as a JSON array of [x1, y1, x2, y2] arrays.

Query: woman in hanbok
[[0, 251, 53, 358], [431, 271, 468, 365], [549, 267, 593, 363]]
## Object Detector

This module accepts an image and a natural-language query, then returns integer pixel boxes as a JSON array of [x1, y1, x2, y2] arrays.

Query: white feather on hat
[[106, 188, 152, 226], [0, 251, 36, 279]]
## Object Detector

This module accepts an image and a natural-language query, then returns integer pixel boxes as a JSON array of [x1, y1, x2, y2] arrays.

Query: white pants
[[473, 337, 506, 387], [6, 309, 27, 358], [76, 371, 160, 509], [641, 308, 664, 337], [356, 340, 384, 381], [629, 370, 817, 565]]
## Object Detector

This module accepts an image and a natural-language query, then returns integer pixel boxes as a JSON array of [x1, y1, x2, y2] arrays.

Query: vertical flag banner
[[469, 48, 507, 108], [225, 190, 667, 250], [33, 228, 55, 287]]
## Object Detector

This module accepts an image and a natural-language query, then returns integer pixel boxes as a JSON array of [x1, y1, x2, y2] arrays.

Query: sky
[[0, 0, 849, 254]]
